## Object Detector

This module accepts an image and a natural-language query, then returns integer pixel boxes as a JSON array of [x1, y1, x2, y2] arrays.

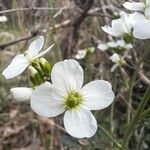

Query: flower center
[[64, 91, 83, 109]]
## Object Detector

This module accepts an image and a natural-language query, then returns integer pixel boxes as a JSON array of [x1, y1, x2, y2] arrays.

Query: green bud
[[123, 33, 133, 44], [39, 58, 51, 75], [28, 66, 42, 85]]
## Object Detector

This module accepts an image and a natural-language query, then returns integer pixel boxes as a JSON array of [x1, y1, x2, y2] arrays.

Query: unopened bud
[[39, 58, 51, 75], [123, 33, 133, 44], [28, 66, 42, 85]]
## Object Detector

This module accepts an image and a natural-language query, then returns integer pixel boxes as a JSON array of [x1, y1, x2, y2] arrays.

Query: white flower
[[31, 59, 114, 138], [123, 0, 150, 12], [2, 36, 54, 79], [109, 53, 121, 63], [97, 40, 133, 51], [75, 47, 95, 59], [0, 16, 8, 22], [11, 87, 32, 102], [107, 41, 118, 48], [97, 43, 109, 51], [115, 40, 133, 49], [102, 12, 132, 38], [129, 12, 150, 39], [123, 0, 150, 39], [109, 53, 125, 72], [75, 50, 87, 59]]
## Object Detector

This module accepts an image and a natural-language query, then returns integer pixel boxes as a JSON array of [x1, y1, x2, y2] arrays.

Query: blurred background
[[0, 0, 150, 149]]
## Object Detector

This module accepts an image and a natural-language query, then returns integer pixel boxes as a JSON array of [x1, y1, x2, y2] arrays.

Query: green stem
[[119, 67, 129, 89], [126, 59, 142, 125], [110, 102, 115, 148], [98, 124, 122, 149], [110, 103, 114, 135], [140, 107, 150, 120], [122, 85, 150, 148]]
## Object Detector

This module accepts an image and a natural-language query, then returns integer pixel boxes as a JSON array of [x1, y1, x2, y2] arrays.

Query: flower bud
[[10, 87, 32, 102], [123, 33, 133, 44], [39, 58, 51, 75], [28, 66, 42, 85]]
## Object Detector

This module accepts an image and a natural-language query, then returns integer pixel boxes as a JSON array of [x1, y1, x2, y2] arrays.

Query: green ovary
[[64, 91, 83, 109]]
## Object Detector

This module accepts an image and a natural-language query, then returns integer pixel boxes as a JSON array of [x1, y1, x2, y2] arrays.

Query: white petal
[[129, 12, 146, 25], [97, 43, 108, 51], [11, 87, 32, 102], [120, 11, 132, 32], [111, 63, 119, 72], [133, 20, 150, 39], [0, 16, 8, 22], [146, 0, 150, 5], [64, 106, 97, 138], [102, 26, 121, 37], [145, 7, 150, 18], [35, 43, 55, 58], [116, 40, 125, 47], [125, 43, 133, 49], [51, 59, 84, 92], [123, 2, 144, 11], [109, 53, 120, 63], [112, 17, 129, 35], [27, 36, 44, 58], [2, 54, 29, 79], [107, 41, 117, 48], [31, 82, 65, 117], [75, 50, 86, 59], [81, 80, 114, 110]]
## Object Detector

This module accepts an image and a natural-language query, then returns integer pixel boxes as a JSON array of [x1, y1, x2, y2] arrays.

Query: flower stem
[[126, 59, 142, 125], [98, 124, 122, 149], [122, 85, 150, 148], [140, 107, 150, 120]]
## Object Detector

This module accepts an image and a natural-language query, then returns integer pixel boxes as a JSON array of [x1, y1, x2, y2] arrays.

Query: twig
[[0, 6, 72, 14], [0, 31, 39, 50]]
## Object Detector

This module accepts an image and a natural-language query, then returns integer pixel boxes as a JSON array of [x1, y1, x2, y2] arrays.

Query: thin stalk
[[110, 102, 114, 135], [98, 124, 122, 149], [119, 67, 129, 89], [110, 102, 115, 148], [140, 107, 150, 120], [126, 59, 142, 125], [109, 74, 117, 147], [122, 85, 150, 148]]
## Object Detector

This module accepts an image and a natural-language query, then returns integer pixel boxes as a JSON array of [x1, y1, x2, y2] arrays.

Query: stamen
[[64, 91, 83, 109]]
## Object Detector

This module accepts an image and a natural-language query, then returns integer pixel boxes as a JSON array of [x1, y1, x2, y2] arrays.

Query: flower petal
[[27, 36, 44, 58], [107, 41, 117, 48], [102, 25, 121, 37], [81, 80, 114, 110], [129, 12, 146, 25], [97, 43, 108, 51], [146, 0, 150, 5], [64, 106, 97, 138], [111, 63, 119, 72], [109, 53, 120, 63], [31, 82, 65, 117], [2, 54, 29, 79], [133, 20, 150, 39], [123, 2, 144, 11], [144, 6, 150, 18], [51, 59, 84, 92], [35, 43, 55, 58], [11, 87, 32, 102]]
